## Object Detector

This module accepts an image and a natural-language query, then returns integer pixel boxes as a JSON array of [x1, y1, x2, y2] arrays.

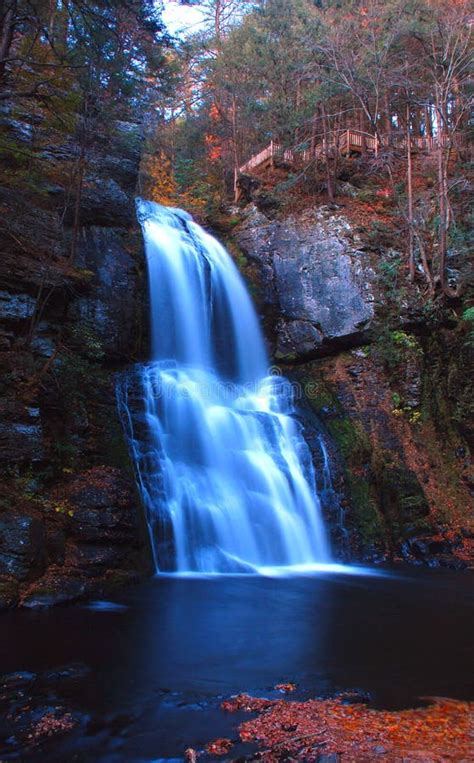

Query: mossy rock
[[302, 373, 385, 549], [378, 466, 430, 542]]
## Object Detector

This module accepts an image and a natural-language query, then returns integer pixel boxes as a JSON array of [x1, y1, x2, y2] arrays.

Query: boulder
[[236, 206, 378, 361]]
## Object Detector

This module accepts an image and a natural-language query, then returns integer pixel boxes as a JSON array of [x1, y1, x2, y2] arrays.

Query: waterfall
[[116, 200, 330, 574]]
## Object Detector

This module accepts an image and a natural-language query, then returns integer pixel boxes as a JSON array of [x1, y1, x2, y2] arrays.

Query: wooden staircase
[[238, 129, 468, 176]]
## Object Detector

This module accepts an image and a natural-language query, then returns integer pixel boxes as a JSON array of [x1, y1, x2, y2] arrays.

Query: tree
[[418, 0, 472, 295]]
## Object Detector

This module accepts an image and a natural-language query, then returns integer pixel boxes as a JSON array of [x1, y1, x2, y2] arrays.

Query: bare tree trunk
[[384, 91, 392, 138], [321, 103, 334, 202], [424, 105, 433, 138], [48, 0, 57, 38], [310, 111, 318, 156], [415, 230, 435, 295], [231, 93, 239, 195], [406, 102, 415, 282], [0, 1, 16, 84], [434, 94, 456, 296], [70, 94, 89, 263]]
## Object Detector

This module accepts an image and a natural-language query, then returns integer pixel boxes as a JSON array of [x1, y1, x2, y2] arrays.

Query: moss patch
[[302, 373, 385, 550]]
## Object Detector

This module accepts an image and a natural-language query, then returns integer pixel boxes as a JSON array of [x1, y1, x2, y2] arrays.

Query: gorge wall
[[1, 107, 473, 610], [233, 201, 474, 568], [0, 108, 151, 609]]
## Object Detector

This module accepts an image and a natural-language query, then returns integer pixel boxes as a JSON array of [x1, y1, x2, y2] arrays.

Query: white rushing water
[[117, 200, 330, 573]]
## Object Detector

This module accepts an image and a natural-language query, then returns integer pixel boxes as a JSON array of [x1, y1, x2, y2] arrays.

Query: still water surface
[[1, 567, 473, 761]]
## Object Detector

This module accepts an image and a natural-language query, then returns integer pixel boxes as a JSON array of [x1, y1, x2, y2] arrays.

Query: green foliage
[[304, 374, 385, 546], [448, 222, 473, 252], [379, 254, 402, 289], [461, 306, 474, 349], [374, 329, 421, 372], [366, 221, 395, 249]]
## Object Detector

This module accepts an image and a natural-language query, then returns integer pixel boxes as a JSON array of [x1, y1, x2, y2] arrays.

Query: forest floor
[[196, 690, 474, 762]]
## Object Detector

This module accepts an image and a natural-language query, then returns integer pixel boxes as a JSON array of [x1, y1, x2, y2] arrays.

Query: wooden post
[[406, 103, 415, 283], [233, 166, 240, 203]]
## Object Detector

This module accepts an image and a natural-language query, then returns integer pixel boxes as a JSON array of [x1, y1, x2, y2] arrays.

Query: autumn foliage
[[209, 693, 474, 761]]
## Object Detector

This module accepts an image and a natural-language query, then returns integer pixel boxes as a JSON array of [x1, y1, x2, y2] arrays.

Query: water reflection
[[0, 570, 473, 758]]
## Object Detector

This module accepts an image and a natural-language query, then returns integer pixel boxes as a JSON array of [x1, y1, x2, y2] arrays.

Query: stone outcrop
[[235, 205, 378, 361], [233, 202, 473, 568]]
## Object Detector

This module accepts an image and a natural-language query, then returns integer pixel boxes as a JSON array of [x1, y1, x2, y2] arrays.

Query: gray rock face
[[70, 227, 142, 359], [0, 514, 45, 580], [236, 206, 378, 361], [73, 177, 133, 227], [0, 110, 147, 607], [0, 291, 36, 322], [0, 403, 44, 463]]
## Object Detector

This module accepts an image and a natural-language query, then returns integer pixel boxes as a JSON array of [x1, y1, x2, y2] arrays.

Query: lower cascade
[[117, 200, 330, 574]]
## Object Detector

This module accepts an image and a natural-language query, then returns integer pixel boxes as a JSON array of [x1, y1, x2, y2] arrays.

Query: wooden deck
[[238, 129, 468, 176]]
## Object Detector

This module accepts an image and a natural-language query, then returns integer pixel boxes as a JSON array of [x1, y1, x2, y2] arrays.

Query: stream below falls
[[1, 566, 473, 761]]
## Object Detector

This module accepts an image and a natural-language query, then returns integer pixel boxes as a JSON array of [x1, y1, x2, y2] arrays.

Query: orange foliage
[[219, 693, 473, 761], [205, 133, 222, 162], [140, 150, 178, 205], [205, 738, 233, 755]]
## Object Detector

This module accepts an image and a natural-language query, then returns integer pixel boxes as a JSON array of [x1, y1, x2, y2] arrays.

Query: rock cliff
[[233, 203, 474, 568], [0, 109, 150, 608], [236, 205, 377, 361]]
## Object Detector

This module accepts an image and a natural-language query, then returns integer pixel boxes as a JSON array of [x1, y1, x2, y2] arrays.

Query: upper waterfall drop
[[117, 199, 331, 574], [136, 198, 267, 383]]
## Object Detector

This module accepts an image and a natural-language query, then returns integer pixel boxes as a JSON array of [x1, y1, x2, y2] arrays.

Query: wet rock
[[112, 120, 142, 160], [41, 467, 143, 588], [30, 321, 57, 358], [69, 502, 136, 544], [0, 514, 45, 581], [21, 575, 89, 608], [0, 290, 36, 322], [0, 107, 147, 609], [100, 155, 139, 191], [69, 227, 142, 358], [0, 116, 34, 142], [39, 141, 79, 163], [379, 466, 430, 537], [65, 544, 128, 574], [68, 177, 132, 227], [0, 328, 14, 350], [236, 206, 377, 360], [45, 527, 66, 565], [275, 319, 324, 360], [0, 665, 85, 755], [401, 532, 465, 567], [0, 402, 44, 463]]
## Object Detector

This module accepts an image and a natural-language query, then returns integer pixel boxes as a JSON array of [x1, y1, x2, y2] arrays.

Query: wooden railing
[[239, 129, 468, 175]]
